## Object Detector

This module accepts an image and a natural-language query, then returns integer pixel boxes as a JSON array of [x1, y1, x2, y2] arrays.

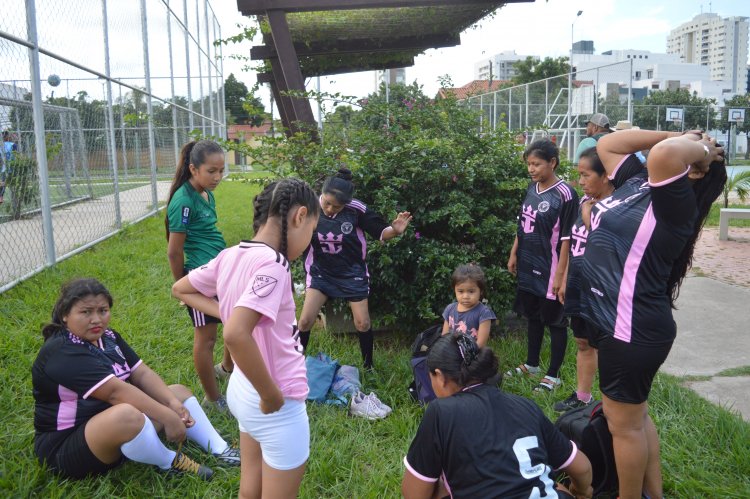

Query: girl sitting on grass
[[441, 263, 496, 348], [173, 179, 320, 499], [402, 333, 593, 499], [32, 278, 238, 481]]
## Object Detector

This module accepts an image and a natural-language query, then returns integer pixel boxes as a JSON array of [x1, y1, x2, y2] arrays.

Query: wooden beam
[[256, 56, 416, 83], [250, 33, 460, 60], [237, 0, 533, 16]]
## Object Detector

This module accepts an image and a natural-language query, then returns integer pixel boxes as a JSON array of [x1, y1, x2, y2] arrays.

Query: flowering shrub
[[226, 83, 529, 331]]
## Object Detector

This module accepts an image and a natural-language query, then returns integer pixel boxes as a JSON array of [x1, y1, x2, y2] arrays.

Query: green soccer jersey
[[167, 182, 226, 270]]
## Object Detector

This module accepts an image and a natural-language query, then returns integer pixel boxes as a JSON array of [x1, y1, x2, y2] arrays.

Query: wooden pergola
[[236, 0, 534, 136]]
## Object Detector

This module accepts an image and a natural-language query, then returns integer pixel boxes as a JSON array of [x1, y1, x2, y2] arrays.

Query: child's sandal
[[534, 376, 561, 392], [505, 363, 539, 377]]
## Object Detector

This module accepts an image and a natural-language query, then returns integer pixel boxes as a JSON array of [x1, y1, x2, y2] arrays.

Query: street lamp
[[567, 10, 583, 161]]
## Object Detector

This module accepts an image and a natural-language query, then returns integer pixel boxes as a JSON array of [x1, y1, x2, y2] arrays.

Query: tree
[[512, 56, 570, 85], [632, 88, 716, 132], [224, 73, 266, 126], [717, 94, 750, 160]]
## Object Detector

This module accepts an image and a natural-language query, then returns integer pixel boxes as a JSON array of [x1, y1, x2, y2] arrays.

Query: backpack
[[407, 325, 443, 404], [554, 402, 618, 495]]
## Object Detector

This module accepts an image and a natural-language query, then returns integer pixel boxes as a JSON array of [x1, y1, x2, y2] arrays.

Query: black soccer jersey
[[33, 329, 141, 436], [516, 180, 579, 300], [580, 168, 696, 345], [405, 384, 576, 499], [609, 154, 646, 190], [304, 198, 389, 296], [563, 196, 590, 317]]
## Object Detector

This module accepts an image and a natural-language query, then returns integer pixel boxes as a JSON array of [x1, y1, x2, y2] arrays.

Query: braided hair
[[42, 279, 113, 341], [265, 178, 319, 259], [427, 333, 499, 387], [252, 181, 278, 235]]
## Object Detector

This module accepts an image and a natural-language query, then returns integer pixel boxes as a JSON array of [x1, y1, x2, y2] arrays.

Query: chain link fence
[[0, 0, 225, 292]]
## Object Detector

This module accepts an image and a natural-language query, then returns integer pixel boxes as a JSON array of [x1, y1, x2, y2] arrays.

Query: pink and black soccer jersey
[[304, 198, 389, 298], [580, 167, 696, 345], [516, 180, 579, 300], [188, 241, 308, 400], [563, 196, 591, 318], [33, 330, 142, 440], [404, 384, 577, 498]]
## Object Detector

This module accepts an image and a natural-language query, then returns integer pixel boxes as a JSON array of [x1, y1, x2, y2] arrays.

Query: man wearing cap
[[573, 113, 612, 164]]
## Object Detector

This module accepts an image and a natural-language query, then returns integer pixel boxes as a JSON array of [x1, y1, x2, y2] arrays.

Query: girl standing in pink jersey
[[172, 179, 319, 498]]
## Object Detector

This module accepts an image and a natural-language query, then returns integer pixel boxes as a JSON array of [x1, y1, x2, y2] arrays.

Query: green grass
[[705, 203, 750, 227], [1, 181, 749, 497]]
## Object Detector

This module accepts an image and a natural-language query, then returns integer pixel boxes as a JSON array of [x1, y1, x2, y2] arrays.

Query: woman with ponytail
[[172, 179, 320, 498], [166, 139, 232, 412], [402, 333, 593, 499], [297, 167, 412, 369], [578, 130, 726, 499]]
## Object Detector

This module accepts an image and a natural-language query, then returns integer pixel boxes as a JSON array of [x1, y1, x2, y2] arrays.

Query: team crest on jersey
[[521, 204, 538, 234], [340, 221, 354, 234], [318, 232, 344, 254], [537, 201, 550, 213], [251, 275, 278, 297]]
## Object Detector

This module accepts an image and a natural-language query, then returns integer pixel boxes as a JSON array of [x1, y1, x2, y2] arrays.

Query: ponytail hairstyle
[[322, 167, 355, 205], [252, 180, 278, 235], [667, 157, 727, 307], [266, 178, 319, 259], [42, 279, 113, 341], [523, 138, 560, 169], [577, 147, 606, 176], [451, 263, 487, 299], [165, 139, 224, 240], [427, 333, 499, 387]]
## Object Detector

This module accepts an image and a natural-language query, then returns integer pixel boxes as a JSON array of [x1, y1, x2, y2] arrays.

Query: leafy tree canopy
[[224, 73, 267, 127], [512, 56, 570, 85]]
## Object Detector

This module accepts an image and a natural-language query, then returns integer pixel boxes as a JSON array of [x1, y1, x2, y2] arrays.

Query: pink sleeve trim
[[555, 441, 578, 471], [83, 374, 115, 399], [379, 226, 392, 241], [131, 359, 143, 372], [403, 456, 439, 483], [648, 165, 690, 187], [607, 154, 631, 181]]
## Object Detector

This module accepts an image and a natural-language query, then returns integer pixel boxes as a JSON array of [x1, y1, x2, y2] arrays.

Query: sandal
[[534, 376, 561, 392], [505, 363, 540, 377]]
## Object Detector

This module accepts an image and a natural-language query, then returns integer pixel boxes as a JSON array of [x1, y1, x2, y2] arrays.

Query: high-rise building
[[667, 13, 749, 93], [572, 40, 595, 55], [474, 51, 538, 81]]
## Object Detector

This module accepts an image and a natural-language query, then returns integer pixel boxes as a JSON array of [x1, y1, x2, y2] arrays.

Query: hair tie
[[456, 334, 478, 367]]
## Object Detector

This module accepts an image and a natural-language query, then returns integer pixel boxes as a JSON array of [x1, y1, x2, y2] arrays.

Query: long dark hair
[[451, 263, 487, 299], [668, 158, 727, 306], [165, 139, 224, 240], [264, 178, 319, 259], [427, 333, 499, 387], [322, 167, 355, 204], [42, 279, 113, 341]]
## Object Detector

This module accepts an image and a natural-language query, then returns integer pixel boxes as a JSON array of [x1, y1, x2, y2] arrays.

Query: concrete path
[[662, 226, 750, 422]]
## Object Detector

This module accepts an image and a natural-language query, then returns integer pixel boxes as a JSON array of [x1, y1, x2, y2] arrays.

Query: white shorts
[[227, 372, 310, 470]]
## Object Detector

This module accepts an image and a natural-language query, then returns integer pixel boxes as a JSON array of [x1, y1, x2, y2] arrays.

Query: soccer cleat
[[349, 391, 389, 420], [215, 446, 241, 466], [214, 363, 232, 380], [201, 395, 229, 414], [164, 452, 214, 481], [553, 391, 594, 412]]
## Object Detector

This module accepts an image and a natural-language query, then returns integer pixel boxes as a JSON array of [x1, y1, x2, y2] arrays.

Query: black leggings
[[526, 318, 568, 378]]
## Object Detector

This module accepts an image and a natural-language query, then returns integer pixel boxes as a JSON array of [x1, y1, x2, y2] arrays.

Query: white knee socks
[[120, 414, 175, 470], [183, 396, 229, 454]]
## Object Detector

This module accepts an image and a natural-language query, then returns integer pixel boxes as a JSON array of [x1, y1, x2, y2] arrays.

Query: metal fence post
[[627, 58, 633, 123], [166, 2, 180, 164], [204, 0, 216, 137], [195, 0, 206, 134], [508, 88, 512, 131], [140, 0, 159, 211], [218, 21, 227, 145], [102, 0, 122, 227], [25, 0, 56, 265], [525, 83, 529, 128], [182, 0, 195, 133], [492, 91, 497, 130]]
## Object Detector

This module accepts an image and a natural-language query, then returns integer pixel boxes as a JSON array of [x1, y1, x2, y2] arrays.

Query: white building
[[0, 82, 28, 132], [474, 50, 538, 81], [667, 13, 749, 93], [373, 68, 406, 91]]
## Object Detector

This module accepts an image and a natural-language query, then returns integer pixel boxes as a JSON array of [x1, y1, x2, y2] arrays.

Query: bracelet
[[702, 144, 709, 158]]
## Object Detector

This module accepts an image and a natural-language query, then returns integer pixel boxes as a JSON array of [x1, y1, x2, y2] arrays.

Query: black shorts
[[308, 274, 369, 302], [183, 268, 221, 327], [514, 289, 568, 328], [35, 424, 125, 479], [570, 316, 597, 347], [595, 331, 673, 404]]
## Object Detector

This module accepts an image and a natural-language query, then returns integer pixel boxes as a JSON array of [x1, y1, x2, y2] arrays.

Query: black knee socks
[[358, 329, 374, 369], [526, 318, 545, 367], [547, 325, 568, 378], [298, 330, 310, 352]]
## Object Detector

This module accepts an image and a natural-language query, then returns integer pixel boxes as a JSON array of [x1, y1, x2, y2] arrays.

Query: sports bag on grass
[[555, 401, 618, 495]]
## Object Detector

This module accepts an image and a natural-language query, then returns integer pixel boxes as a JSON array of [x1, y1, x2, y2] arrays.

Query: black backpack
[[555, 402, 618, 496], [407, 325, 443, 404]]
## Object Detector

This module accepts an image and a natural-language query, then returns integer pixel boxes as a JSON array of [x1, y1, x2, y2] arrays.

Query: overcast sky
[[211, 0, 749, 118]]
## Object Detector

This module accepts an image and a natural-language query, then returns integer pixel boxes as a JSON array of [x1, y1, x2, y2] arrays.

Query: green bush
[[225, 83, 529, 330], [7, 154, 40, 220]]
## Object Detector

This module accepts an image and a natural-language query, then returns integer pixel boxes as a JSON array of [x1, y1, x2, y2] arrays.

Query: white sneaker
[[366, 392, 392, 416], [349, 391, 389, 420]]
